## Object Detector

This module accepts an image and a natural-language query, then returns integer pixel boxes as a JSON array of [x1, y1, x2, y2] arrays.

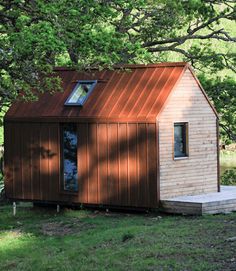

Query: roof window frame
[[64, 80, 97, 106]]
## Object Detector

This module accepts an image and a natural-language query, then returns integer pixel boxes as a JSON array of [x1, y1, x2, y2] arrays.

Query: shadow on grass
[[1, 203, 236, 271]]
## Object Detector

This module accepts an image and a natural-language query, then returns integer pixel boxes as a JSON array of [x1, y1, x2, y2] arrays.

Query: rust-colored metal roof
[[6, 62, 211, 122]]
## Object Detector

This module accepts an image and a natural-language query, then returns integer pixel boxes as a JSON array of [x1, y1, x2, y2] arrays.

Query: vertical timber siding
[[4, 121, 158, 208], [159, 69, 218, 199]]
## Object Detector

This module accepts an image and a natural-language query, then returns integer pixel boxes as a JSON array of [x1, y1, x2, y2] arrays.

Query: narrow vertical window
[[174, 123, 188, 158], [61, 124, 78, 191]]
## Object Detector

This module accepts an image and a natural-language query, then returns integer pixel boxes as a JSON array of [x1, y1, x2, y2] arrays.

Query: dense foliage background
[[0, 0, 236, 142]]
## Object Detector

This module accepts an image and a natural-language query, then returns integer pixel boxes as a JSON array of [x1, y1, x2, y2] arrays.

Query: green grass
[[0, 203, 236, 271], [220, 150, 236, 185]]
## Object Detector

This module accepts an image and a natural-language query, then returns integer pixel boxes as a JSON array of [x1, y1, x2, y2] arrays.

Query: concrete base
[[160, 186, 236, 215]]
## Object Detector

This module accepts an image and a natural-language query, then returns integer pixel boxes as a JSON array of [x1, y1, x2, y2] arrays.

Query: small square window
[[174, 122, 188, 158], [65, 80, 97, 106]]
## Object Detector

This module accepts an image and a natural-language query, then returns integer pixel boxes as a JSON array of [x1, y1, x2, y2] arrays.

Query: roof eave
[[187, 66, 219, 119]]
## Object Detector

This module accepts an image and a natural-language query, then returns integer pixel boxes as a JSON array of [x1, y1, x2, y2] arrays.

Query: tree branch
[[220, 123, 236, 141]]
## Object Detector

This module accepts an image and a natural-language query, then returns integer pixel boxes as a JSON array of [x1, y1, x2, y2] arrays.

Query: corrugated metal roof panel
[[6, 62, 196, 121]]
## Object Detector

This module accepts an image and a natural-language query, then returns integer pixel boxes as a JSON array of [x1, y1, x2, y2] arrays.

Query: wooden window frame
[[173, 122, 189, 160]]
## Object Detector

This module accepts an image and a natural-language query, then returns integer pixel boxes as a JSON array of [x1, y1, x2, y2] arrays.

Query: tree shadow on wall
[[7, 122, 158, 208]]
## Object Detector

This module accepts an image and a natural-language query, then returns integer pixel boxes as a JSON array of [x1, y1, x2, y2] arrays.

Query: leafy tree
[[200, 76, 236, 143], [0, 0, 236, 139]]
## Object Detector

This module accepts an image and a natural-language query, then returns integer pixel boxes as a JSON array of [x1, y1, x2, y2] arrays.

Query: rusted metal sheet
[[4, 121, 158, 208], [108, 123, 119, 205], [6, 63, 189, 122], [97, 123, 108, 204], [77, 123, 88, 203], [4, 122, 13, 198], [30, 123, 41, 200], [4, 62, 219, 208], [5, 62, 190, 208], [84, 122, 158, 207], [4, 122, 60, 202], [13, 124, 22, 199]]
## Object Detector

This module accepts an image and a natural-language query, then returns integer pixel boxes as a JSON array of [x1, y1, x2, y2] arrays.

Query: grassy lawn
[[220, 150, 236, 170], [220, 151, 236, 185], [0, 204, 236, 271]]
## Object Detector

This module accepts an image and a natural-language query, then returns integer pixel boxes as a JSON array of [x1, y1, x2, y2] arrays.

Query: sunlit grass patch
[[220, 151, 236, 185], [220, 150, 236, 169], [0, 204, 236, 271]]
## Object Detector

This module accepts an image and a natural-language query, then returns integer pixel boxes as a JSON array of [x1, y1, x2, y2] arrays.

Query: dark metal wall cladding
[[4, 122, 61, 202], [6, 63, 187, 121], [4, 122, 158, 208]]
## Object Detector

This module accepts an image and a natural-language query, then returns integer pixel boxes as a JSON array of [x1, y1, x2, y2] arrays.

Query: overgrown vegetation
[[220, 150, 236, 169], [0, 0, 236, 141], [0, 204, 236, 271], [0, 143, 4, 196], [221, 169, 236, 185], [220, 150, 236, 185], [0, 175, 3, 199], [0, 107, 6, 145], [201, 77, 236, 143]]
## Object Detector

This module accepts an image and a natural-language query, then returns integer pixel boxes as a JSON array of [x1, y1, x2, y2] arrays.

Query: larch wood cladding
[[158, 69, 218, 199]]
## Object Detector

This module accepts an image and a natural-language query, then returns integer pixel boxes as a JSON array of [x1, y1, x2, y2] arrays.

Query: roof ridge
[[53, 62, 189, 71]]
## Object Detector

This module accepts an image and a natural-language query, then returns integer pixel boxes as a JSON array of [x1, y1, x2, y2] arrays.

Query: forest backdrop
[[0, 0, 236, 144]]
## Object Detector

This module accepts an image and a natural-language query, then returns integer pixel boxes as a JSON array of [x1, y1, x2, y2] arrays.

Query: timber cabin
[[4, 62, 219, 209]]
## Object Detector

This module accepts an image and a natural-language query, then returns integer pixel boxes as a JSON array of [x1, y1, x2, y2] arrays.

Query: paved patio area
[[160, 186, 236, 215]]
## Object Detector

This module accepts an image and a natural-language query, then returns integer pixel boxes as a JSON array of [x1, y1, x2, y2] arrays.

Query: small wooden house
[[4, 62, 219, 209]]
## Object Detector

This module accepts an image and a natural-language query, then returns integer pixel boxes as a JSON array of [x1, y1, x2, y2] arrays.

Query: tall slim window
[[61, 124, 78, 192], [174, 123, 188, 158]]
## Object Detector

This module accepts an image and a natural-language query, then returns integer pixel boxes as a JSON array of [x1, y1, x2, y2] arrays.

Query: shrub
[[221, 169, 236, 185]]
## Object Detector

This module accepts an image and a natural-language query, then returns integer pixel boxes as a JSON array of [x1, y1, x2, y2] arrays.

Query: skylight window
[[65, 80, 97, 106]]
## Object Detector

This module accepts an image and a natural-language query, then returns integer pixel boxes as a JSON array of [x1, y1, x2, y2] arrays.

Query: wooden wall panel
[[159, 69, 218, 199]]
